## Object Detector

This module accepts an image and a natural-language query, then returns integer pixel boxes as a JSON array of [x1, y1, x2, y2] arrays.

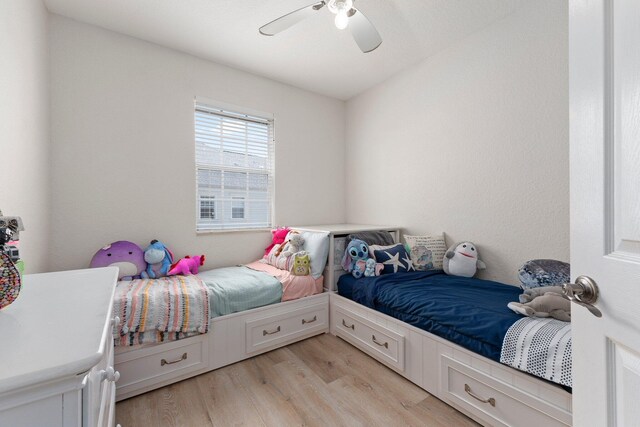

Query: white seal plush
[[442, 242, 486, 278]]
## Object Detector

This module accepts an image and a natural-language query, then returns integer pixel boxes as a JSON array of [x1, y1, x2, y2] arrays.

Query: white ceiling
[[43, 0, 525, 100]]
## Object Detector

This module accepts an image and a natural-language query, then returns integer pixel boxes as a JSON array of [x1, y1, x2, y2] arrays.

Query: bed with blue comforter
[[338, 270, 573, 388], [338, 270, 523, 362]]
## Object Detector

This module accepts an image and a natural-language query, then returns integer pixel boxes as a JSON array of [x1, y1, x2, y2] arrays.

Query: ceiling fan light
[[335, 10, 349, 29]]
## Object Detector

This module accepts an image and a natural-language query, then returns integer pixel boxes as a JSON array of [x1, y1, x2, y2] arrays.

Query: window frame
[[194, 98, 275, 233]]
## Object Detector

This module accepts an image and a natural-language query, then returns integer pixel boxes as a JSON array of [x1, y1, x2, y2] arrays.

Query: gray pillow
[[348, 231, 395, 246]]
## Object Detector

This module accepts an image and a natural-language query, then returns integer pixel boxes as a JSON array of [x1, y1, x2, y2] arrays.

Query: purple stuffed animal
[[90, 241, 146, 280]]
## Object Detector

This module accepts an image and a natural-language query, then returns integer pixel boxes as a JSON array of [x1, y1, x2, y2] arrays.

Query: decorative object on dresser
[[0, 209, 25, 310], [0, 267, 119, 427]]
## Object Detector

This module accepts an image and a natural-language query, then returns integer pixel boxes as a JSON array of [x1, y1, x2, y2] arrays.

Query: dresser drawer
[[245, 302, 328, 354], [441, 355, 570, 427], [115, 334, 208, 397], [334, 307, 405, 371]]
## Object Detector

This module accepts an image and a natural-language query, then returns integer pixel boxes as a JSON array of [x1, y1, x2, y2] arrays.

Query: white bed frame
[[329, 292, 572, 427], [114, 292, 329, 401], [114, 289, 572, 427], [113, 220, 573, 426]]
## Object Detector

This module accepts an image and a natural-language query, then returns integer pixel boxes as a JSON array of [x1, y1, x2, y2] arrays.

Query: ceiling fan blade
[[348, 7, 382, 53], [259, 1, 325, 36]]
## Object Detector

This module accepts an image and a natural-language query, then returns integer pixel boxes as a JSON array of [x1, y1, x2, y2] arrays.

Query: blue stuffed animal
[[341, 239, 382, 279], [141, 240, 174, 279]]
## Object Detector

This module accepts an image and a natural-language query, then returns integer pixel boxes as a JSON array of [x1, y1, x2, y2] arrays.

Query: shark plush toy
[[442, 241, 486, 278]]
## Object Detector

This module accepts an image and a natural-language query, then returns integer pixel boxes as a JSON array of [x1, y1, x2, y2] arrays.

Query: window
[[199, 195, 217, 220], [231, 197, 245, 219], [195, 100, 274, 231]]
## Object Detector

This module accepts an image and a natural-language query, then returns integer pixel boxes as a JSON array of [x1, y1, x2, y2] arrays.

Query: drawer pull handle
[[302, 315, 317, 324], [342, 319, 355, 330], [263, 326, 281, 336], [464, 384, 496, 407], [371, 335, 389, 349], [161, 352, 187, 366]]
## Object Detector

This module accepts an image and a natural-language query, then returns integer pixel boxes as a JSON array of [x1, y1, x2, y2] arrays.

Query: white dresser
[[0, 267, 119, 427]]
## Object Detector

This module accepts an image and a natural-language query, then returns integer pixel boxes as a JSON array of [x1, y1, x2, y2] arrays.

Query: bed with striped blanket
[[113, 276, 210, 346]]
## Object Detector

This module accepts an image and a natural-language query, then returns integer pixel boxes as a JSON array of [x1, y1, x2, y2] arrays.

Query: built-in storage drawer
[[115, 334, 208, 398], [440, 355, 571, 427], [245, 302, 328, 354], [334, 307, 405, 371]]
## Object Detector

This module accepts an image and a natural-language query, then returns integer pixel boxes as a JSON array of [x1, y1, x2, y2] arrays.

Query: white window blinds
[[195, 101, 274, 231]]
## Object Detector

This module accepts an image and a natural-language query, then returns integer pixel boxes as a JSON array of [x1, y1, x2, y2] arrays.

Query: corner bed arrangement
[[112, 229, 330, 401], [110, 224, 573, 427], [329, 232, 573, 427]]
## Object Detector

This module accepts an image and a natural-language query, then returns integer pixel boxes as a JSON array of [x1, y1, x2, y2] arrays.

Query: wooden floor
[[116, 334, 479, 427]]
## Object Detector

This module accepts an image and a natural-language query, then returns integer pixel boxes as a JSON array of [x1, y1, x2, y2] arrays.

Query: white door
[[570, 0, 640, 426]]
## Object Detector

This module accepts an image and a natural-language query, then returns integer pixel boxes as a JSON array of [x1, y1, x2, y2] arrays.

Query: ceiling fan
[[259, 0, 382, 53]]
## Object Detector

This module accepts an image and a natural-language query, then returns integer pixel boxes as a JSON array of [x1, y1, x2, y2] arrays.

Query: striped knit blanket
[[113, 276, 210, 347], [500, 317, 572, 387]]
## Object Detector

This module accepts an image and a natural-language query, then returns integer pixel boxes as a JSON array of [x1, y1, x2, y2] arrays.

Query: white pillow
[[299, 231, 330, 279]]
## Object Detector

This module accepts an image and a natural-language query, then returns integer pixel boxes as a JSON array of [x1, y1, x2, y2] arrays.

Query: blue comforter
[[338, 271, 522, 362]]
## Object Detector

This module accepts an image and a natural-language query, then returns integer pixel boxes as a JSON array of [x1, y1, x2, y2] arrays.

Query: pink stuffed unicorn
[[167, 255, 205, 276]]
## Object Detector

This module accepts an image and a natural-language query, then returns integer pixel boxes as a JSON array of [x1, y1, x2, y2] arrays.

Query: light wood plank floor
[[116, 334, 480, 427]]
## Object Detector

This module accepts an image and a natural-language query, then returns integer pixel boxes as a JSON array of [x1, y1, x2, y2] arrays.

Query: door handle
[[563, 275, 602, 318]]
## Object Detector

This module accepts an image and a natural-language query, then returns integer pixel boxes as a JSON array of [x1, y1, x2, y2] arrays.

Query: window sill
[[196, 227, 272, 235]]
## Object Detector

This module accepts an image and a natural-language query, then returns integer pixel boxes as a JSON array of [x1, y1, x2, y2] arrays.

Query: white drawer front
[[245, 303, 328, 354], [441, 356, 571, 427], [334, 308, 404, 371], [116, 336, 207, 394]]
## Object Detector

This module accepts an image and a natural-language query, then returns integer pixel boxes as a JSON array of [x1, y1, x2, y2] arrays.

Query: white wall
[[0, 0, 50, 273], [345, 0, 568, 284], [50, 15, 345, 271]]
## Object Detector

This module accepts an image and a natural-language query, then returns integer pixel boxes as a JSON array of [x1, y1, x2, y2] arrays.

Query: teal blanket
[[198, 266, 282, 318]]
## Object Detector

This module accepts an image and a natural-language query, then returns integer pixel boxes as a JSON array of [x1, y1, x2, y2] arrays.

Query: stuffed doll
[[442, 242, 486, 278], [362, 258, 383, 277], [168, 255, 205, 276], [264, 227, 290, 258], [281, 233, 305, 258], [508, 292, 571, 322], [292, 252, 311, 276], [90, 241, 146, 280], [341, 239, 383, 279], [141, 240, 174, 279]]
